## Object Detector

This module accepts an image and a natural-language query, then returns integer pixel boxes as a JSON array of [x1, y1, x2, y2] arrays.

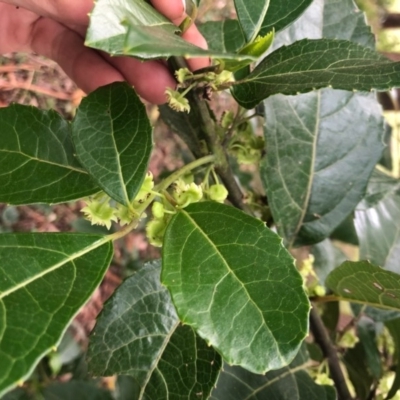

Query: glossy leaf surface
[[198, 20, 245, 53], [86, 0, 256, 63], [0, 105, 98, 205], [261, 0, 313, 34], [210, 346, 336, 399], [88, 261, 221, 399], [162, 202, 310, 374], [234, 39, 400, 109], [71, 83, 152, 206], [326, 261, 400, 310], [234, 0, 270, 42], [0, 234, 113, 397], [260, 0, 383, 246], [356, 185, 400, 274], [261, 90, 384, 246]]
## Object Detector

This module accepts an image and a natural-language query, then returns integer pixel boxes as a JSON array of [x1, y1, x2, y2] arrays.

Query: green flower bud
[[338, 329, 359, 349], [81, 198, 117, 230], [214, 70, 234, 86], [175, 68, 193, 84], [208, 184, 228, 203], [173, 180, 203, 207], [152, 202, 165, 219], [115, 204, 134, 226], [146, 219, 167, 247], [165, 88, 191, 113], [315, 373, 334, 386]]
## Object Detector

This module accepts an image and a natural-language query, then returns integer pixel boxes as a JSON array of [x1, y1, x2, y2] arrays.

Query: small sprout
[[175, 68, 193, 84], [208, 184, 228, 203], [81, 197, 117, 230], [165, 88, 191, 113]]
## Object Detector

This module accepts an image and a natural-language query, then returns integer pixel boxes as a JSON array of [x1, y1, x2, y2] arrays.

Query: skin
[[0, 0, 209, 103]]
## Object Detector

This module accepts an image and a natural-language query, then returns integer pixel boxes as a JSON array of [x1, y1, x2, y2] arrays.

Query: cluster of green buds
[[81, 172, 155, 230], [226, 115, 265, 165], [298, 254, 326, 297], [81, 169, 229, 247], [146, 175, 229, 247], [165, 67, 234, 113]]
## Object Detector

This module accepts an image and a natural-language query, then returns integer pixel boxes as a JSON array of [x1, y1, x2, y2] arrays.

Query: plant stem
[[190, 90, 253, 213], [156, 154, 216, 191], [309, 307, 353, 400]]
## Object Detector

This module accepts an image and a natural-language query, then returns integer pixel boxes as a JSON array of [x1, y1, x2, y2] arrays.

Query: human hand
[[0, 0, 209, 103]]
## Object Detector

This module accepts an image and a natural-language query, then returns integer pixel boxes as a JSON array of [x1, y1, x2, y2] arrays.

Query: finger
[[149, 0, 210, 70], [105, 56, 177, 104], [30, 17, 125, 93], [149, 0, 185, 21], [30, 17, 175, 103], [181, 23, 210, 71], [1, 0, 94, 26]]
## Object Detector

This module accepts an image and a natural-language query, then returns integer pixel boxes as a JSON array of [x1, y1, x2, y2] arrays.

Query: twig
[[190, 90, 253, 213], [309, 307, 353, 400]]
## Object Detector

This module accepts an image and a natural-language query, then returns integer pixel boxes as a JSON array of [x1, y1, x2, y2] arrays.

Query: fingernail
[[181, 0, 186, 14]]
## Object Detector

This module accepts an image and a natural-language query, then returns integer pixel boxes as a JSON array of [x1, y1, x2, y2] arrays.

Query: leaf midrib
[[182, 210, 283, 359], [0, 237, 110, 299]]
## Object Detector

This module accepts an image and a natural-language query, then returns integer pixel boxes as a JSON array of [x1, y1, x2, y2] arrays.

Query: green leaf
[[325, 261, 400, 310], [142, 324, 222, 400], [210, 346, 336, 400], [322, 0, 374, 49], [43, 382, 113, 400], [261, 0, 313, 35], [355, 190, 400, 273], [271, 0, 373, 51], [71, 83, 152, 206], [198, 20, 245, 53], [329, 214, 359, 246], [261, 89, 384, 246], [0, 105, 98, 205], [159, 92, 207, 160], [234, 0, 270, 43], [0, 233, 113, 397], [385, 318, 400, 399], [358, 169, 400, 209], [162, 202, 310, 374], [357, 320, 382, 380], [86, 0, 256, 63], [88, 261, 221, 398], [239, 30, 275, 57], [342, 341, 374, 400], [312, 240, 346, 286], [234, 39, 400, 109]]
